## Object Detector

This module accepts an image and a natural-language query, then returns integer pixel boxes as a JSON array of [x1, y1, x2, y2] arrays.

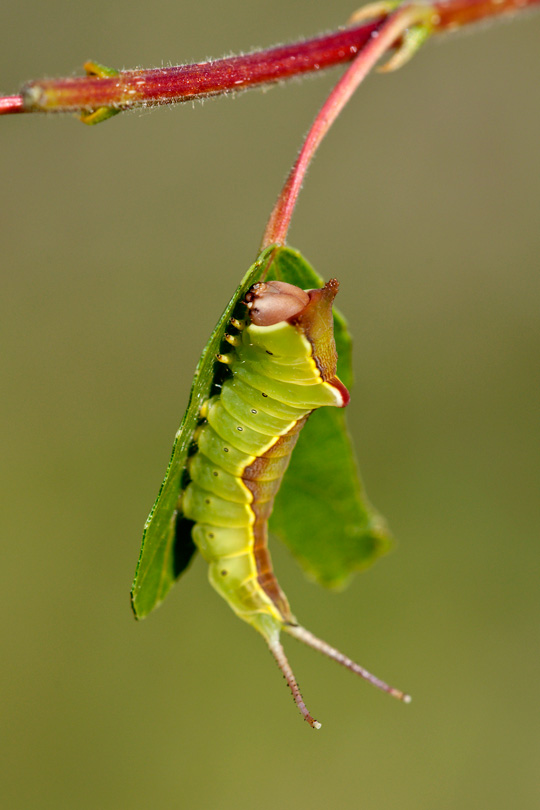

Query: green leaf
[[265, 248, 392, 588], [131, 245, 391, 618], [130, 246, 277, 619]]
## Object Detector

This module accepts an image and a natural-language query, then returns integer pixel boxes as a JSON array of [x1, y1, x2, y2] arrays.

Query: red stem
[[0, 95, 25, 115], [262, 7, 421, 248], [11, 22, 381, 115], [0, 0, 538, 117]]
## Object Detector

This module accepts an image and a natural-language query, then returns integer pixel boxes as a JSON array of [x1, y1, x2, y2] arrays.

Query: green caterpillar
[[181, 277, 409, 728]]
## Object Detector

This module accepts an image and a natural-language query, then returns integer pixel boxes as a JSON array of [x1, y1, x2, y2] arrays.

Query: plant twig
[[0, 95, 25, 114], [0, 0, 538, 120]]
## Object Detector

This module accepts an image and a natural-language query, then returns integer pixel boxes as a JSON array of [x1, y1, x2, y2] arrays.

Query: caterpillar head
[[244, 278, 348, 403], [244, 281, 310, 326]]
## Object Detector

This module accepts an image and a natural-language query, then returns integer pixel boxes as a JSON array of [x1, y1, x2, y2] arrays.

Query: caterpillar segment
[[182, 279, 410, 728]]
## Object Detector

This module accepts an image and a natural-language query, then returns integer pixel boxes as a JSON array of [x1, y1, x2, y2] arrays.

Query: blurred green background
[[1, 2, 539, 808]]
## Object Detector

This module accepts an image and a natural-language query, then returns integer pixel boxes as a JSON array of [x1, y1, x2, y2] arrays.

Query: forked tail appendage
[[267, 635, 322, 729], [285, 624, 411, 704], [266, 623, 410, 730]]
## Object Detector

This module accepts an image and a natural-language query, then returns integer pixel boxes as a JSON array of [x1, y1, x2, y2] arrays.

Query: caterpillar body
[[181, 278, 410, 727]]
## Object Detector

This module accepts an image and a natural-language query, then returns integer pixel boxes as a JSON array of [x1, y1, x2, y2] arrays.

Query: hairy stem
[[1, 0, 538, 117]]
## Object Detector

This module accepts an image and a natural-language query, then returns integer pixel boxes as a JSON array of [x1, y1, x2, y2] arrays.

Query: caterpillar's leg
[[224, 332, 241, 347], [215, 352, 234, 364]]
